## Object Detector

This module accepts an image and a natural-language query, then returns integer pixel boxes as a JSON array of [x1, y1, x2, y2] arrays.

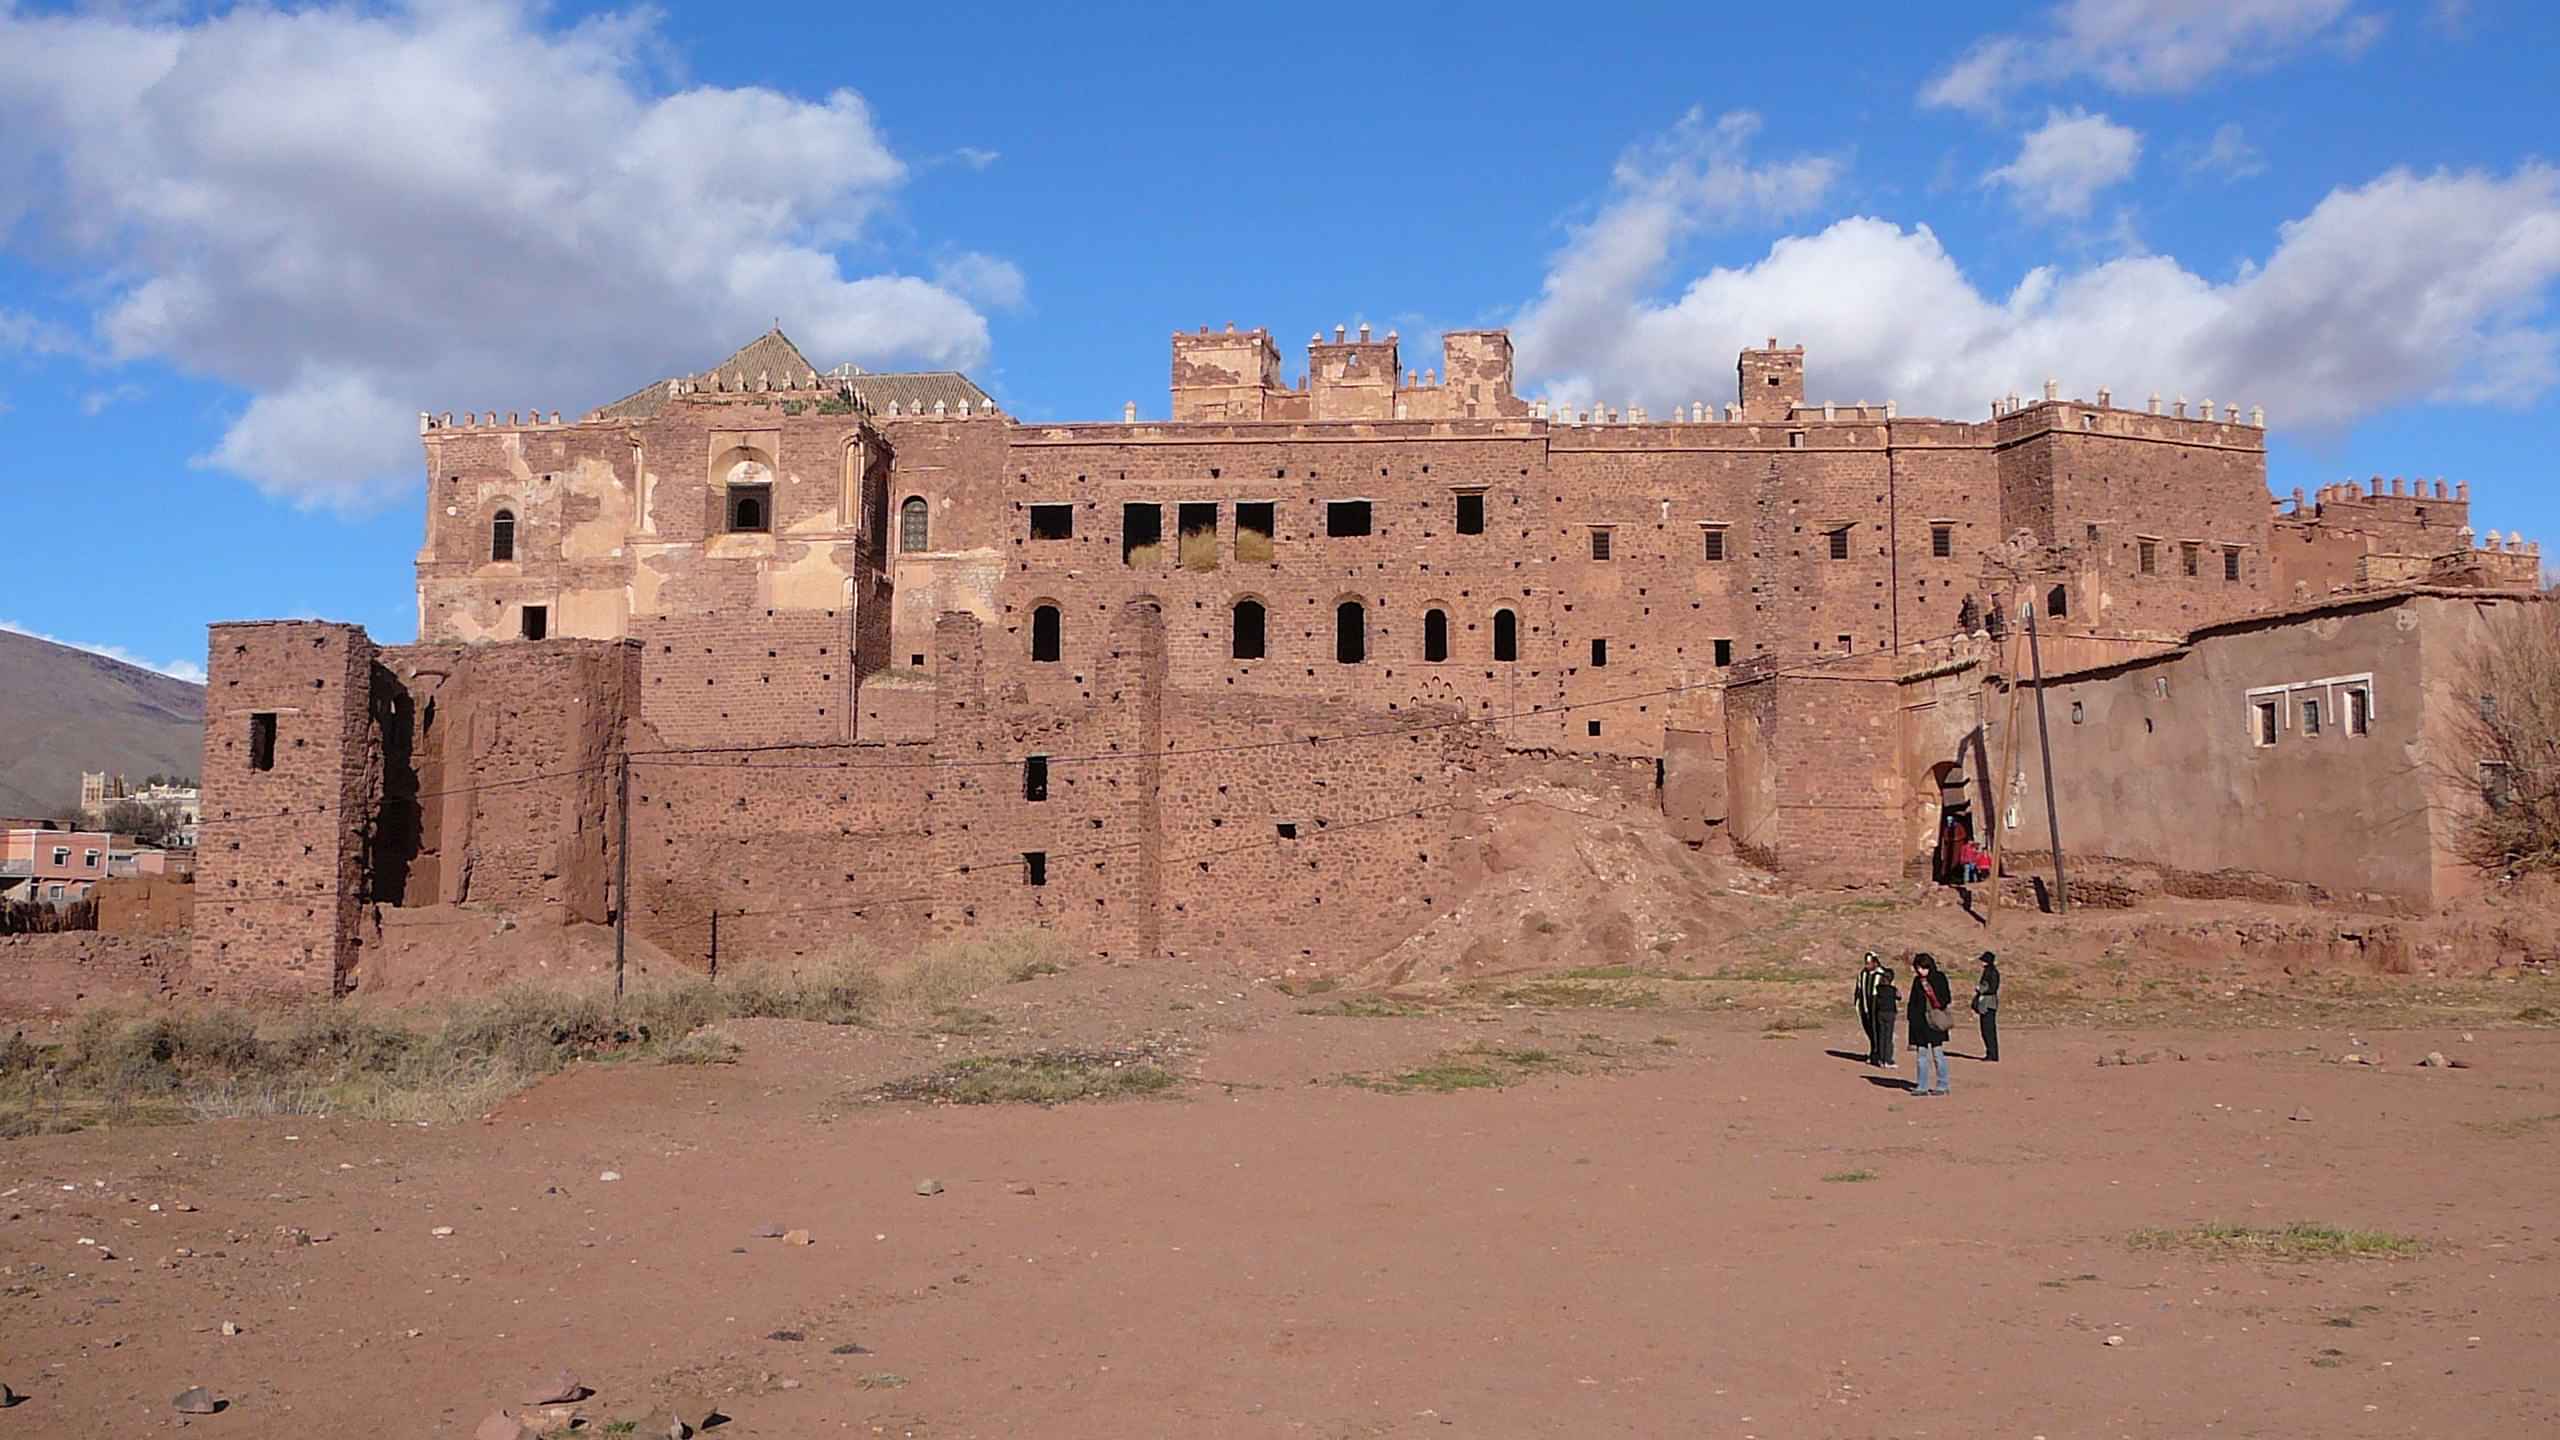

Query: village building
[[189, 325, 2541, 999]]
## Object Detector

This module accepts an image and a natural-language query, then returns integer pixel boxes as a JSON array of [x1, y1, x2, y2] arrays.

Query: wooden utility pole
[[2022, 602, 2070, 914], [612, 751, 631, 1011]]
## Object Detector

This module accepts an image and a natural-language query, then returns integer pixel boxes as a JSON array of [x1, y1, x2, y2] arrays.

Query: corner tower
[[1738, 339, 1805, 423]]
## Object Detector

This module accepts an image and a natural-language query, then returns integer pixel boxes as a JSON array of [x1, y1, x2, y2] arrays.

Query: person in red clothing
[[1908, 952, 1954, 1095]]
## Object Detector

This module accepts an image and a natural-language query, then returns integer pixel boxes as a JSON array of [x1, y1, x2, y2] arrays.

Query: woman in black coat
[[1973, 951, 2002, 1062], [1908, 952, 1953, 1095]]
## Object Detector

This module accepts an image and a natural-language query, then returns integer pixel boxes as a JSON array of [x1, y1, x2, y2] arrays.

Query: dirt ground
[[3, 952, 2556, 1438]]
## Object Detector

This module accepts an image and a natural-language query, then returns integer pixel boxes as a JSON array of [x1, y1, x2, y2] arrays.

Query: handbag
[[1923, 979, 1952, 1032]]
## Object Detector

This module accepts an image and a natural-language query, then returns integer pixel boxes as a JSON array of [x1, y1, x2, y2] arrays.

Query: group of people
[[1853, 950, 2000, 1095]]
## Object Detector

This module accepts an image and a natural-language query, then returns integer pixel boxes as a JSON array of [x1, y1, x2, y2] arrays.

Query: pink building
[[0, 828, 114, 906]]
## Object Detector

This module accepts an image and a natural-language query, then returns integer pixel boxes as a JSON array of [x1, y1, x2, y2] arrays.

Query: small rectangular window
[[1931, 525, 1952, 559], [1024, 755, 1049, 803], [83, 849, 100, 868], [1455, 492, 1485, 535], [521, 605, 548, 640], [2224, 547, 2241, 582], [1713, 639, 1733, 667], [1326, 500, 1372, 537], [1121, 502, 1161, 565], [1023, 851, 1048, 886], [2254, 700, 2279, 747], [1828, 527, 1851, 561], [2346, 687, 2370, 736], [1590, 638, 1608, 667], [50, 847, 69, 866], [1030, 504, 1075, 540], [1788, 431, 1805, 449], [249, 713, 278, 772], [1276, 822, 1298, 840], [1703, 528, 1727, 561], [1587, 719, 1602, 737], [2182, 541, 2200, 577], [1236, 502, 1276, 563], [1836, 634, 1853, 654], [726, 485, 771, 533], [2138, 539, 2157, 575], [2481, 761, 2514, 811], [1178, 502, 1219, 570], [2301, 698, 2322, 736], [1590, 528, 1613, 561]]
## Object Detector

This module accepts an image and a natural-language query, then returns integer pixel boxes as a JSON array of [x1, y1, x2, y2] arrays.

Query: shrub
[[2456, 602, 2560, 873]]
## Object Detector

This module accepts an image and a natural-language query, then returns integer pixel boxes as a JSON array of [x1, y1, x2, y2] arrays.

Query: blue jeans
[[1912, 1045, 1948, 1094]]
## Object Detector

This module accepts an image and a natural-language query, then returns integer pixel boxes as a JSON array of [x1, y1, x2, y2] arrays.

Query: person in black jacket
[[1908, 952, 1953, 1095], [1972, 951, 2002, 1062], [1870, 963, 1897, 1069]]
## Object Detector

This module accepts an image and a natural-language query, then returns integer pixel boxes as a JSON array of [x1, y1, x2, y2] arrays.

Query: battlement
[[1169, 320, 1524, 423]]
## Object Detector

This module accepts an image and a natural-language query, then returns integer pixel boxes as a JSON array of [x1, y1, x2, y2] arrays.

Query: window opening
[[2138, 539, 2157, 575], [2301, 697, 2322, 736], [1275, 822, 1298, 840], [1836, 634, 1852, 654], [1179, 502, 1219, 570], [2347, 687, 2370, 736], [2070, 700, 2084, 724], [521, 605, 548, 641], [490, 509, 515, 562], [1031, 605, 1062, 662], [1590, 637, 1608, 667], [2481, 761, 2514, 812], [1788, 431, 1805, 449], [1829, 527, 1851, 560], [1587, 719, 1602, 736], [1236, 502, 1276, 563], [1713, 638, 1733, 667], [1703, 528, 1727, 561], [1121, 502, 1161, 566], [1024, 756, 1049, 802], [249, 713, 278, 772], [726, 486, 770, 533], [1232, 599, 1266, 660], [2254, 699, 2279, 747], [1424, 609, 1449, 663], [1931, 524, 1951, 559], [1030, 503, 1074, 540], [2046, 584, 2069, 618], [900, 496, 929, 552], [1326, 500, 1372, 537], [1492, 609, 1518, 662], [2182, 541, 2200, 577], [2224, 547, 2241, 582], [1335, 601, 1366, 664], [1023, 851, 1048, 886], [1455, 492, 1485, 535], [1590, 527, 1612, 560]]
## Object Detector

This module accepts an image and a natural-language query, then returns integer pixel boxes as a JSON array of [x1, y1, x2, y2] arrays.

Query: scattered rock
[[915, 1178, 945, 1196], [1007, 1181, 1037, 1196], [782, 1229, 812, 1247], [2337, 1053, 2374, 1066], [172, 1385, 221, 1415], [523, 1370, 587, 1405], [2103, 1335, 2124, 1347], [767, 1329, 805, 1342], [219, 1321, 240, 1337], [2419, 1052, 2451, 1068], [619, 1409, 690, 1440], [2289, 1108, 2313, 1123], [599, 1171, 622, 1183], [473, 1410, 539, 1440], [670, 1395, 725, 1431], [752, 1222, 784, 1239], [829, 1342, 870, 1356], [430, 1226, 456, 1238]]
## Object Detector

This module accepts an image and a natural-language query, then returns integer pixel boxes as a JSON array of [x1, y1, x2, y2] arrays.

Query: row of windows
[[2251, 686, 2373, 746], [1024, 600, 1740, 669], [1015, 503, 1971, 566], [2136, 539, 2246, 581]]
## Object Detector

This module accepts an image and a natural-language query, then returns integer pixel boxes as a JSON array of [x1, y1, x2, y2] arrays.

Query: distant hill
[[0, 628, 205, 818]]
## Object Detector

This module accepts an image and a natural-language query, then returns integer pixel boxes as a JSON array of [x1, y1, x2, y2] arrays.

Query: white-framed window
[[2300, 697, 2323, 736], [83, 849, 100, 868], [2253, 700, 2280, 747], [2247, 672, 2375, 750], [51, 846, 70, 866]]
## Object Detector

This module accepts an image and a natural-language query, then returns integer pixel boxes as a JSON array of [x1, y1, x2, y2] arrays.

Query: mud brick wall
[[371, 640, 635, 926], [630, 610, 858, 748], [193, 621, 380, 1000], [95, 876, 194, 935], [1722, 665, 1906, 884]]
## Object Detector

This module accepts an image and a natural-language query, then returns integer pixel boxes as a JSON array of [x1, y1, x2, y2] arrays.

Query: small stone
[[524, 1369, 586, 1405], [2289, 1108, 2313, 1123], [172, 1202, 196, 1213], [915, 1178, 944, 1196], [829, 1342, 870, 1356], [752, 1222, 784, 1239], [2420, 1051, 2450, 1068], [767, 1329, 805, 1342], [219, 1321, 239, 1337], [621, 1409, 689, 1440], [782, 1229, 812, 1247], [172, 1385, 220, 1414], [1007, 1181, 1036, 1196], [473, 1411, 539, 1440], [670, 1395, 724, 1431], [599, 1171, 622, 1183], [430, 1226, 456, 1238], [2103, 1335, 2124, 1347]]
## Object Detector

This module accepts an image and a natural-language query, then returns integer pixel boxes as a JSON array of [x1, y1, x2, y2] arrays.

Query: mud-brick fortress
[[191, 324, 2545, 999]]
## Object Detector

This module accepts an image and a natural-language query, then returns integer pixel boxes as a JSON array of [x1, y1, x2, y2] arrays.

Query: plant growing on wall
[[2456, 601, 2560, 874]]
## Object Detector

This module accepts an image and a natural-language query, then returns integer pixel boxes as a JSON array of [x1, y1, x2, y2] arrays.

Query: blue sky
[[2, 0, 2555, 681]]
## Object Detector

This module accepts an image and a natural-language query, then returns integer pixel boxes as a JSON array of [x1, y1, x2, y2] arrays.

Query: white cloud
[[79, 382, 144, 417], [0, 1, 999, 510], [933, 251, 1028, 311], [1514, 109, 1840, 384], [952, 147, 1002, 171], [0, 307, 81, 357], [0, 620, 206, 684], [1515, 149, 2560, 436], [2191, 122, 2268, 180], [1924, 0, 2369, 113], [1985, 109, 2143, 218]]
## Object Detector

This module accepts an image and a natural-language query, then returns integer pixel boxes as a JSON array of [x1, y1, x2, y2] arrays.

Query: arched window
[[729, 491, 767, 533], [490, 509, 515, 563], [1423, 608, 1449, 663], [900, 496, 929, 553], [1335, 601, 1366, 664], [1232, 599, 1266, 660], [1031, 604, 1061, 662], [1492, 608, 1518, 662]]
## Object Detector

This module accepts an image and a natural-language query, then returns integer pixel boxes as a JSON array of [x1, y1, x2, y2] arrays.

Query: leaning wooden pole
[[2023, 603, 2070, 914]]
